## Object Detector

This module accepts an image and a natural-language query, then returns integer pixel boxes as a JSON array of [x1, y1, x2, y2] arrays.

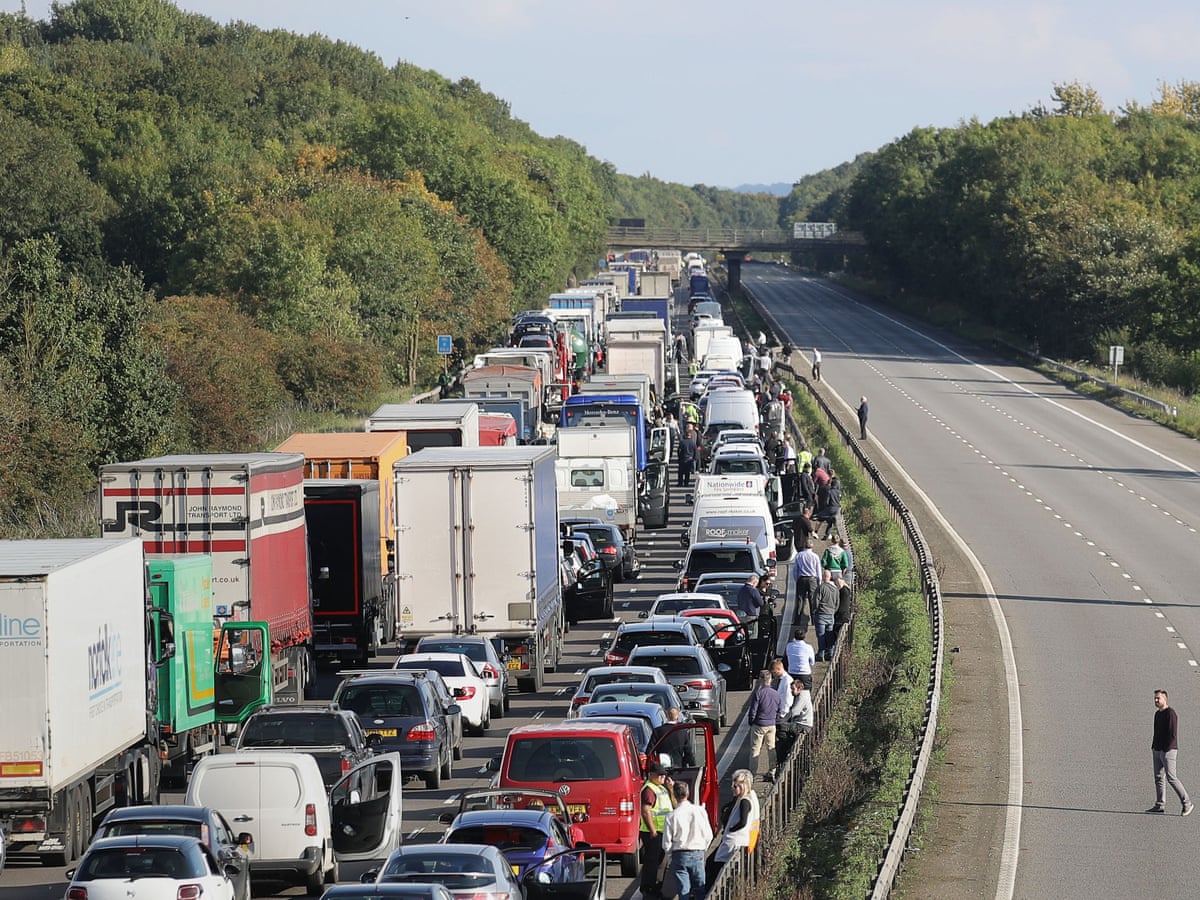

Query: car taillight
[[686, 679, 714, 691], [177, 885, 203, 900], [618, 799, 635, 814], [407, 721, 437, 741], [601, 546, 618, 556], [481, 663, 500, 680], [305, 803, 318, 836], [456, 686, 477, 700], [572, 696, 589, 707], [66, 889, 87, 900], [604, 652, 625, 665], [341, 757, 352, 775]]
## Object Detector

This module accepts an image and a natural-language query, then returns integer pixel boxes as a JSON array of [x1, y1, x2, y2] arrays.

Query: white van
[[186, 751, 403, 894], [703, 336, 745, 373], [702, 389, 759, 433], [688, 475, 777, 564]]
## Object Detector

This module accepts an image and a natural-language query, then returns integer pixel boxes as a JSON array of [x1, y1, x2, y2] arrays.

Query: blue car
[[441, 809, 586, 883]]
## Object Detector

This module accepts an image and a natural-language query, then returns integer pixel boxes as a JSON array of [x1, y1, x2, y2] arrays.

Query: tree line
[[828, 81, 1200, 391], [0, 0, 777, 533]]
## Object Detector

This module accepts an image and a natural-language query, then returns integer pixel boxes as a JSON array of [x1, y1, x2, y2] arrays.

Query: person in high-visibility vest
[[639, 762, 675, 898]]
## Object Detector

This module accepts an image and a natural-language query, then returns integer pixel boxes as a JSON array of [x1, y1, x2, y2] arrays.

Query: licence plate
[[511, 864, 521, 876], [507, 659, 525, 670], [366, 729, 397, 738]]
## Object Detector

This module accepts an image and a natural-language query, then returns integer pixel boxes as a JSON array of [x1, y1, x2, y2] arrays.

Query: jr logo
[[105, 500, 164, 533]]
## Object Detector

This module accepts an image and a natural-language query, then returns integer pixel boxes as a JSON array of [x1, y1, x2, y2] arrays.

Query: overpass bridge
[[605, 226, 866, 288]]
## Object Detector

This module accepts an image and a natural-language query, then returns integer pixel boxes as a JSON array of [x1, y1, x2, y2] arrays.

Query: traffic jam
[[0, 250, 831, 900]]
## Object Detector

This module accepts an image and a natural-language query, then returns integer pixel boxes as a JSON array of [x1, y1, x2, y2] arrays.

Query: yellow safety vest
[[640, 780, 672, 833]]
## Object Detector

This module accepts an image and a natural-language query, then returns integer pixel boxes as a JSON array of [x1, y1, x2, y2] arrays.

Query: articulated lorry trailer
[[100, 453, 314, 709]]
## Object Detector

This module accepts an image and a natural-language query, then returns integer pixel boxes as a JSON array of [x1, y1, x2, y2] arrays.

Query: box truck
[[393, 447, 564, 692]]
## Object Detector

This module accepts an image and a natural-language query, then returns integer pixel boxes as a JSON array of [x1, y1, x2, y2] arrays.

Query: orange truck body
[[274, 431, 408, 575]]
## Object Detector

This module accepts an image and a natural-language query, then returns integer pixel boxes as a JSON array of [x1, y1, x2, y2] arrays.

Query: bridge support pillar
[[725, 255, 742, 292]]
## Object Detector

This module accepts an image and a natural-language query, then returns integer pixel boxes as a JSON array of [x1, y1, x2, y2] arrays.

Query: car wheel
[[620, 850, 641, 877], [480, 708, 490, 733], [491, 698, 505, 719], [453, 736, 463, 760], [304, 866, 324, 896], [325, 860, 339, 886], [426, 756, 442, 789], [503, 693, 511, 713], [440, 747, 453, 781]]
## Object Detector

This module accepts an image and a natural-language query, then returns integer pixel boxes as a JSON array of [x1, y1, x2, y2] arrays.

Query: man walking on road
[[791, 543, 821, 618], [857, 396, 869, 440], [811, 347, 822, 381], [1149, 690, 1194, 815], [747, 670, 782, 778], [677, 426, 697, 488]]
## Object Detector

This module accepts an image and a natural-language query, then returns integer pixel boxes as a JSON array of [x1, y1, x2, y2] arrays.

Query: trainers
[[1184, 803, 1194, 817], [1147, 805, 1166, 813]]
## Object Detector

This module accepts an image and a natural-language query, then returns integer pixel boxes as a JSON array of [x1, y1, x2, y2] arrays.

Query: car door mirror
[[236, 832, 254, 848], [447, 703, 462, 716], [224, 864, 241, 879], [486, 755, 502, 773]]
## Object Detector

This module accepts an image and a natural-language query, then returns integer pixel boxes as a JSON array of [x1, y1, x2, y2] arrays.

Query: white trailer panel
[[0, 539, 147, 794]]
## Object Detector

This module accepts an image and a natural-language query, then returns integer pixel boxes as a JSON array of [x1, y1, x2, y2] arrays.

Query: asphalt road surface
[[745, 262, 1200, 900]]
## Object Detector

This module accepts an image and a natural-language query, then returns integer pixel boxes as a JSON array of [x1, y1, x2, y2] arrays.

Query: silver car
[[415, 636, 510, 718], [626, 644, 728, 734]]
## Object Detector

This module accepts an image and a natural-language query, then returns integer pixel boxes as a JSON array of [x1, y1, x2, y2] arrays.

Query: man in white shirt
[[661, 780, 714, 900], [785, 627, 816, 692], [770, 658, 792, 709]]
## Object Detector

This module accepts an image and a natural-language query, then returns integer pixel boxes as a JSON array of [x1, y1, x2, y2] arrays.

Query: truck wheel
[[79, 787, 93, 849], [43, 787, 78, 867], [620, 851, 641, 878]]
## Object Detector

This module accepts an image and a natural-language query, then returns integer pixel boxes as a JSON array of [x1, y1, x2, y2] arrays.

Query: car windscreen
[[418, 642, 487, 665], [395, 659, 466, 678], [686, 550, 755, 575], [505, 736, 621, 782], [99, 821, 202, 840], [445, 826, 549, 852], [576, 527, 617, 548], [79, 848, 200, 880], [638, 654, 702, 676], [381, 852, 497, 887], [337, 683, 422, 717], [590, 685, 673, 708], [239, 713, 350, 748], [614, 631, 689, 651], [653, 599, 709, 615], [584, 671, 656, 691]]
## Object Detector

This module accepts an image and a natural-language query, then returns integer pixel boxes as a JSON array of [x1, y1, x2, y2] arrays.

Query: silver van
[[186, 751, 403, 895]]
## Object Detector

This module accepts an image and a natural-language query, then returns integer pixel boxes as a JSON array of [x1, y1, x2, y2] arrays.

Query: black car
[[334, 671, 461, 789], [674, 541, 771, 592], [569, 522, 638, 581], [91, 805, 253, 900], [234, 705, 380, 788], [563, 558, 613, 624]]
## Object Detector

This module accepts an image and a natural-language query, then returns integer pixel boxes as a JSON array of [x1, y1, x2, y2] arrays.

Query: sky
[[4, 1, 1200, 188]]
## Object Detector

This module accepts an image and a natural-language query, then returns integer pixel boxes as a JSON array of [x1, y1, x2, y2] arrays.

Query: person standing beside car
[[640, 762, 676, 898]]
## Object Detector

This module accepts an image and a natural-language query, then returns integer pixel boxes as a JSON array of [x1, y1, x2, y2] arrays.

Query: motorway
[[744, 263, 1200, 899]]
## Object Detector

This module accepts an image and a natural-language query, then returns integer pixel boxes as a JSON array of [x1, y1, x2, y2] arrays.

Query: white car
[[566, 665, 671, 717], [642, 592, 729, 619], [393, 652, 491, 734], [65, 835, 236, 900], [415, 635, 510, 718]]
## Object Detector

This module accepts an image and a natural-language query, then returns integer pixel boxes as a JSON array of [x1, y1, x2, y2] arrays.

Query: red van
[[494, 720, 718, 877]]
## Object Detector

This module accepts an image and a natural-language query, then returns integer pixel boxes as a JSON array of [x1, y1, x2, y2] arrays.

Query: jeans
[[814, 614, 836, 659], [669, 849, 706, 900], [1154, 749, 1191, 806]]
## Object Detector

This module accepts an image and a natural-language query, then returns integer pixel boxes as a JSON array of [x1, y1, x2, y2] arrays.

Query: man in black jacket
[[1149, 690, 1194, 815]]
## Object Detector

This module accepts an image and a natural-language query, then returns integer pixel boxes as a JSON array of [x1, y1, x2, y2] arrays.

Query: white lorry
[[392, 447, 564, 692], [555, 426, 638, 543], [0, 539, 162, 866], [367, 401, 481, 450]]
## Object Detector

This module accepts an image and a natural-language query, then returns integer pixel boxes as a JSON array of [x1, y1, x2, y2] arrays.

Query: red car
[[493, 720, 718, 879]]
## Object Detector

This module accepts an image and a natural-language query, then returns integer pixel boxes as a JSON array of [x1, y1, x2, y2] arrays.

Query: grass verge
[[763, 381, 934, 899]]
